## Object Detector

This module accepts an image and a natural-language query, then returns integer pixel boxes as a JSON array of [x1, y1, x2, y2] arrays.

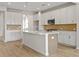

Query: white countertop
[[23, 30, 58, 56], [23, 30, 59, 35], [7, 30, 21, 32]]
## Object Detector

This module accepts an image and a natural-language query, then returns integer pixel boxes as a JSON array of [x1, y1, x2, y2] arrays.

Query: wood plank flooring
[[0, 40, 44, 57], [0, 40, 79, 57]]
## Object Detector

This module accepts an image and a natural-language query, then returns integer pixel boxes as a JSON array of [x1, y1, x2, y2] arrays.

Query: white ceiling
[[0, 2, 68, 13]]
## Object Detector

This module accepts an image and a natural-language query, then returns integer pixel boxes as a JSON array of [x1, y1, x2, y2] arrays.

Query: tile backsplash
[[7, 24, 21, 30]]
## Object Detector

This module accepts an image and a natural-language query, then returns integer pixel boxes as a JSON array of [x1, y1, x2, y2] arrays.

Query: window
[[23, 15, 28, 30]]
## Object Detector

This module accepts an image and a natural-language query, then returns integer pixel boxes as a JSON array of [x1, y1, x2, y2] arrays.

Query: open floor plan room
[[0, 2, 79, 57]]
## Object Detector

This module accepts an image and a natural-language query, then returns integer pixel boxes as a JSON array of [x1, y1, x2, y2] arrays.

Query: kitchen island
[[22, 30, 59, 56]]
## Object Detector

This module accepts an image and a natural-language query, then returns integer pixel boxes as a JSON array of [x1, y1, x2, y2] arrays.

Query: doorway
[[0, 11, 5, 42]]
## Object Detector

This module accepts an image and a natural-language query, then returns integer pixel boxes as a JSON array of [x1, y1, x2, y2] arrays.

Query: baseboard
[[58, 43, 76, 49], [76, 47, 79, 49], [4, 39, 22, 43]]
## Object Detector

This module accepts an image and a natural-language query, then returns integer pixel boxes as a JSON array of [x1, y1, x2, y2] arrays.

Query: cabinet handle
[[69, 36, 71, 39]]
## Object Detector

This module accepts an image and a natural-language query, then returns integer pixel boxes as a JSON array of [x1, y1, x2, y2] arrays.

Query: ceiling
[[0, 2, 75, 13], [0, 2, 66, 12]]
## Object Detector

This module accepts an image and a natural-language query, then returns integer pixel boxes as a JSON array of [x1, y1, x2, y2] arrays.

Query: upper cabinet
[[76, 4, 79, 24], [55, 5, 76, 24], [37, 5, 77, 25], [6, 12, 22, 24], [65, 5, 76, 23]]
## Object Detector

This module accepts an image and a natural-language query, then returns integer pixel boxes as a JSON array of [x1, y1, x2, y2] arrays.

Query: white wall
[[76, 4, 79, 49], [0, 11, 4, 41], [0, 12, 4, 36], [0, 6, 6, 41]]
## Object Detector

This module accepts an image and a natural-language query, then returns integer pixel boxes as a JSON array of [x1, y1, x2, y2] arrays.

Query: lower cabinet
[[58, 31, 76, 46]]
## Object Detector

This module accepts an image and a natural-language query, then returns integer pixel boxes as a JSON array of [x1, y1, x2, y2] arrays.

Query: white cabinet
[[6, 12, 22, 24], [55, 5, 76, 24], [58, 31, 65, 44], [58, 31, 76, 46], [23, 32, 46, 55], [5, 31, 21, 42], [55, 10, 62, 24], [64, 31, 76, 46], [65, 6, 76, 24]]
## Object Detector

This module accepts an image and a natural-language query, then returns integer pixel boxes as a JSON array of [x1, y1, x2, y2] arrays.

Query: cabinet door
[[13, 13, 22, 24], [65, 6, 76, 24], [55, 10, 62, 24], [55, 6, 76, 24], [58, 31, 76, 46], [64, 31, 76, 46], [63, 32, 70, 45], [58, 31, 65, 44], [7, 12, 22, 24], [69, 32, 76, 46]]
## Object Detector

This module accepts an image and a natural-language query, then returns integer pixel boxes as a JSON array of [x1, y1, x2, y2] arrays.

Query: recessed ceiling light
[[36, 8, 40, 10], [47, 4, 50, 6], [24, 5, 26, 8], [27, 3, 31, 5], [26, 2, 31, 6], [41, 4, 46, 6], [8, 2, 11, 5]]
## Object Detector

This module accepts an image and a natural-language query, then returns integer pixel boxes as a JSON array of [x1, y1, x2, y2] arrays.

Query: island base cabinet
[[48, 34, 58, 56], [23, 33, 46, 55], [23, 32, 58, 56]]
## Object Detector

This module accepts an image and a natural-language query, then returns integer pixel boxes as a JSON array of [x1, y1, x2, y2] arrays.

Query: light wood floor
[[0, 40, 79, 57]]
